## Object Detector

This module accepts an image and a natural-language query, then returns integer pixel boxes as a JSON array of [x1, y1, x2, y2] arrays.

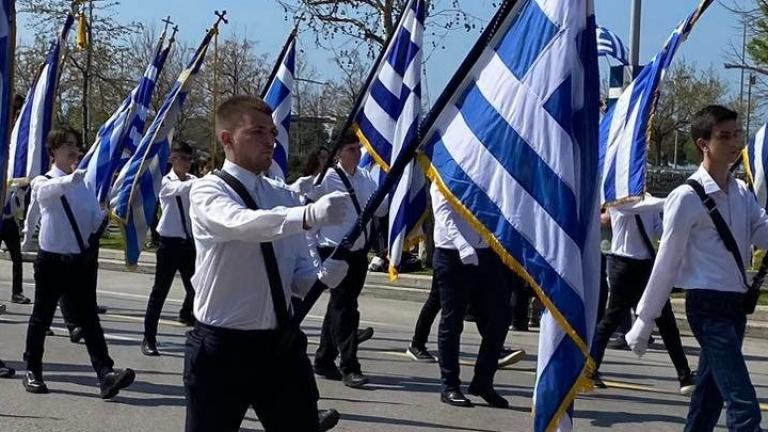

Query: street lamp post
[[629, 0, 642, 74]]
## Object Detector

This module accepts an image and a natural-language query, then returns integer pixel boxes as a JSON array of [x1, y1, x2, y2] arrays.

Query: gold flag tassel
[[76, 8, 88, 49]]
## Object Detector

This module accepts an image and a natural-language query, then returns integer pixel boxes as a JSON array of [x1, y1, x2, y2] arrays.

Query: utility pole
[[629, 0, 642, 75]]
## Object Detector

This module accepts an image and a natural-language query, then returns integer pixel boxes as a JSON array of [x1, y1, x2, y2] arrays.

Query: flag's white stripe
[[439, 105, 584, 294], [476, 52, 576, 190], [754, 125, 767, 208]]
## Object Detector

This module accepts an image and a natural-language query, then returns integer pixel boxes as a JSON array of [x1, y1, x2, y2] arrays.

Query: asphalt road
[[0, 260, 766, 431]]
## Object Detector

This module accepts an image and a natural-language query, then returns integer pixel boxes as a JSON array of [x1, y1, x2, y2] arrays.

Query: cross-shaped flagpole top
[[213, 10, 228, 29], [161, 15, 174, 33], [170, 24, 179, 41]]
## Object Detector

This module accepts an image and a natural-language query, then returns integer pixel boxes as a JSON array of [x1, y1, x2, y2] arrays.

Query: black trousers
[[315, 248, 369, 374], [434, 248, 510, 391], [144, 237, 196, 341], [0, 218, 23, 295], [24, 251, 114, 379], [411, 276, 441, 349], [184, 323, 320, 432], [591, 255, 691, 379]]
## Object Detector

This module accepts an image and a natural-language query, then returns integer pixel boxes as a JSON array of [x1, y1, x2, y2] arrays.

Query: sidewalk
[[3, 247, 768, 338]]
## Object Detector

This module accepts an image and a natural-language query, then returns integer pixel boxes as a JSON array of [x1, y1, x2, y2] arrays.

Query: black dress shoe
[[23, 371, 48, 394], [318, 408, 340, 431], [96, 305, 108, 314], [99, 368, 135, 399], [342, 372, 369, 388], [356, 327, 374, 345], [11, 293, 31, 304], [69, 327, 84, 344], [440, 389, 473, 407], [141, 339, 160, 356], [467, 383, 509, 408], [314, 363, 343, 381], [0, 360, 15, 378]]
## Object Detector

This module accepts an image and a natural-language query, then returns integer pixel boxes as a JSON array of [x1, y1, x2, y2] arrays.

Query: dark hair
[[302, 146, 329, 176], [215, 95, 273, 131], [46, 127, 82, 157], [13, 94, 24, 115], [171, 140, 194, 155], [690, 105, 738, 143], [336, 130, 360, 147]]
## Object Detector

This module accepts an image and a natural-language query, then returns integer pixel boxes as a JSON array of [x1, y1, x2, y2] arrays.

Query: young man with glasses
[[627, 105, 763, 431]]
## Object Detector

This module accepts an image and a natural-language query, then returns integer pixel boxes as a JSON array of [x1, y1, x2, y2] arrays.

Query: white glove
[[625, 317, 653, 357], [319, 258, 349, 289], [304, 191, 350, 228], [69, 169, 87, 184], [458, 243, 479, 266], [20, 237, 34, 253], [290, 175, 316, 195]]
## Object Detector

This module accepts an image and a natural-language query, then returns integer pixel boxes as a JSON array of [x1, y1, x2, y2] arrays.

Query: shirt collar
[[167, 169, 187, 181], [336, 162, 357, 178], [47, 165, 68, 178], [222, 160, 263, 190], [692, 164, 735, 195]]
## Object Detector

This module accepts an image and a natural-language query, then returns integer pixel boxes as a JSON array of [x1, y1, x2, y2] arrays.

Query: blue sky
[[17, 0, 747, 99]]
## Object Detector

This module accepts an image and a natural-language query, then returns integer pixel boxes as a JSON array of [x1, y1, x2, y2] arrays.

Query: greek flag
[[418, 1, 600, 430], [598, 0, 713, 205], [263, 31, 296, 181], [80, 28, 174, 204], [745, 123, 768, 209], [110, 28, 215, 266], [0, 0, 14, 206], [352, 0, 428, 279], [7, 13, 74, 182], [360, 147, 385, 185], [596, 25, 628, 65]]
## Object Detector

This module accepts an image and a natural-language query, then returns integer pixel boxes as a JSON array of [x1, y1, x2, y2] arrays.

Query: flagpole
[[0, 0, 16, 206], [313, 1, 414, 186], [294, 0, 523, 325]]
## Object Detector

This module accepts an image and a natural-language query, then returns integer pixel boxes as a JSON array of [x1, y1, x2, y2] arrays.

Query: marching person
[[589, 195, 694, 395], [308, 132, 386, 389], [627, 105, 764, 431], [22, 127, 135, 398], [430, 182, 511, 409], [141, 141, 198, 356], [184, 95, 348, 431]]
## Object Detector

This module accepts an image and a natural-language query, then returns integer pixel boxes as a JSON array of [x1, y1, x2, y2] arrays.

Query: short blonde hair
[[215, 95, 273, 132]]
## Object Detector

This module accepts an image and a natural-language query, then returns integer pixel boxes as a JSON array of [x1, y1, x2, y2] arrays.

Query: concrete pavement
[[0, 260, 766, 431]]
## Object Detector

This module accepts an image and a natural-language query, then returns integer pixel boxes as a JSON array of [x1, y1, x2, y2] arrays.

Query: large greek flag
[[598, 0, 713, 205], [418, 0, 600, 430], [7, 13, 73, 182], [263, 31, 296, 181], [745, 123, 768, 209], [80, 28, 174, 204], [353, 0, 428, 279], [110, 28, 215, 266], [0, 0, 14, 206], [596, 26, 628, 65]]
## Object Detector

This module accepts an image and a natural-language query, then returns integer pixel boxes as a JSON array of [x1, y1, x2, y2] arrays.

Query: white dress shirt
[[609, 200, 663, 260], [430, 182, 487, 252], [307, 164, 385, 252], [635, 165, 768, 327], [189, 160, 320, 331], [156, 170, 197, 239], [22, 166, 60, 244], [35, 167, 105, 254]]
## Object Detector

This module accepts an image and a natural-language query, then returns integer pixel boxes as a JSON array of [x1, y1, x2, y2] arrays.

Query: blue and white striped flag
[[7, 13, 74, 182], [110, 27, 216, 266], [418, 0, 600, 430], [80, 28, 174, 204], [598, 0, 713, 205], [0, 0, 15, 206], [596, 25, 628, 65], [263, 31, 296, 181], [745, 123, 768, 209], [359, 147, 385, 186], [352, 0, 428, 279]]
